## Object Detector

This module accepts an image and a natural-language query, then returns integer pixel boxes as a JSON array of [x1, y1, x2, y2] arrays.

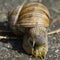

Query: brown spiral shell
[[8, 2, 50, 35], [17, 2, 50, 27]]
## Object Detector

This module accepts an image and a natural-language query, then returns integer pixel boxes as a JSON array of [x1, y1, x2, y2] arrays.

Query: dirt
[[0, 0, 60, 60]]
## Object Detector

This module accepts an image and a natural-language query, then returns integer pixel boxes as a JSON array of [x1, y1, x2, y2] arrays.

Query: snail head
[[28, 26, 48, 58]]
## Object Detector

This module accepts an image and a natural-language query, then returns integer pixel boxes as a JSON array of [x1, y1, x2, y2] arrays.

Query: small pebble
[[49, 55, 52, 58], [53, 37, 56, 40], [55, 49, 59, 53]]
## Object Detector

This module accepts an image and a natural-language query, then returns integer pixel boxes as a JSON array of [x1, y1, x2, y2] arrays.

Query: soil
[[0, 0, 60, 60]]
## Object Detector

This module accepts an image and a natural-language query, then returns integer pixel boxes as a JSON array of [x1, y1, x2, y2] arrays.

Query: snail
[[8, 1, 50, 60]]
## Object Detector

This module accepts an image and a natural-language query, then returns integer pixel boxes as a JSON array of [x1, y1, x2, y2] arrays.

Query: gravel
[[0, 0, 60, 60]]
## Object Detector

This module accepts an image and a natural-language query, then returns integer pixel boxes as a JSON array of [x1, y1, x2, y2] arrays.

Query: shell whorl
[[8, 2, 50, 35], [17, 2, 50, 27]]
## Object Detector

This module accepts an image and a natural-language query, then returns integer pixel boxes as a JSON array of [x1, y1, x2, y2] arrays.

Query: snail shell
[[8, 2, 50, 35], [8, 2, 50, 59], [17, 2, 50, 27]]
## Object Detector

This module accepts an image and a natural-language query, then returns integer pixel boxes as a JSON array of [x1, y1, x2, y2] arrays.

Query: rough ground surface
[[0, 0, 60, 60]]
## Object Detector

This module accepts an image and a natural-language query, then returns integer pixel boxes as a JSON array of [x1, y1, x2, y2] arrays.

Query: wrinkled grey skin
[[23, 26, 48, 56]]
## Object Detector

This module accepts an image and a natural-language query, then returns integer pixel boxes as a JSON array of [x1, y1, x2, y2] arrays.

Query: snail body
[[8, 2, 50, 60]]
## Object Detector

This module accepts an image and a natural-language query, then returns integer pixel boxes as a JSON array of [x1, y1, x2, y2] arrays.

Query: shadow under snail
[[8, 1, 50, 60]]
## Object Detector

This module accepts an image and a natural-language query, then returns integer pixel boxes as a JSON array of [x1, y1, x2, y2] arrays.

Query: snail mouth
[[28, 38, 46, 59], [32, 45, 46, 59]]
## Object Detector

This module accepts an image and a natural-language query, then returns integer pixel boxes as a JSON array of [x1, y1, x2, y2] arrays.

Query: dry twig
[[50, 17, 58, 26], [0, 36, 17, 39], [48, 28, 60, 35], [51, 7, 60, 14], [0, 10, 8, 14], [0, 30, 11, 33]]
